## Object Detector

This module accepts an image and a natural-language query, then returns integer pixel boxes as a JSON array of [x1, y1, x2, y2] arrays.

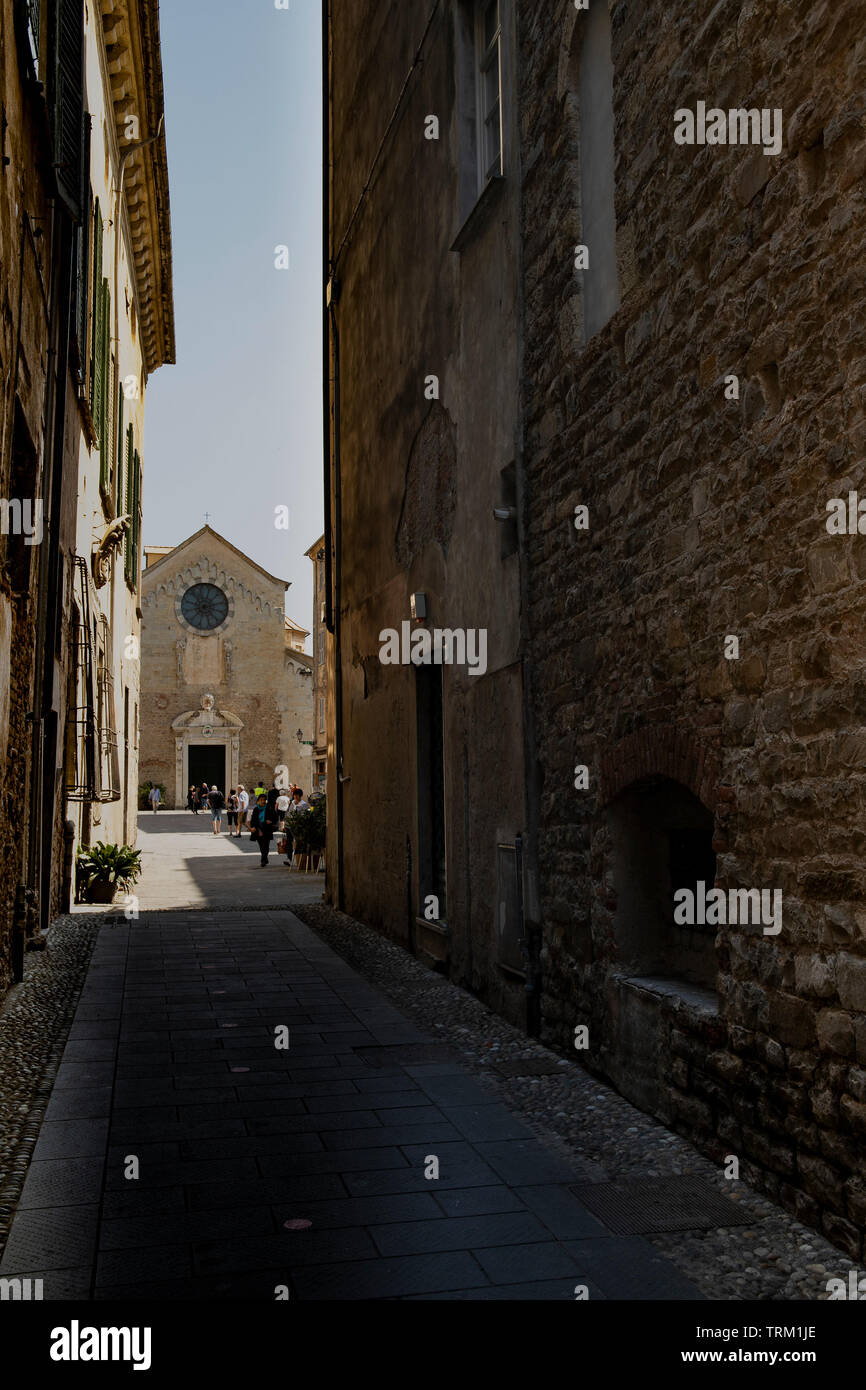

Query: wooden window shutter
[[50, 0, 85, 221]]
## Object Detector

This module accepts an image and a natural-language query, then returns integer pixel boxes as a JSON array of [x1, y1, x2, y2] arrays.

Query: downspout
[[323, 0, 344, 912], [329, 297, 344, 914], [37, 209, 74, 935], [512, 16, 542, 1037]]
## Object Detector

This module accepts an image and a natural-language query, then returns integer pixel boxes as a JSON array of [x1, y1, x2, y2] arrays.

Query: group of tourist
[[187, 779, 312, 867]]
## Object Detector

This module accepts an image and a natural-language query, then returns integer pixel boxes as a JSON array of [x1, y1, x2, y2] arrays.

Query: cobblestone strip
[[292, 904, 855, 1302], [0, 916, 101, 1258]]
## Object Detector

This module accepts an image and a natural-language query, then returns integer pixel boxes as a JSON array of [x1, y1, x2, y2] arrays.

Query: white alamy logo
[[379, 622, 487, 676], [826, 493, 866, 534], [674, 881, 782, 935], [674, 103, 783, 156], [50, 1322, 151, 1372], [0, 498, 43, 544], [827, 1270, 866, 1299], [0, 1277, 43, 1300]]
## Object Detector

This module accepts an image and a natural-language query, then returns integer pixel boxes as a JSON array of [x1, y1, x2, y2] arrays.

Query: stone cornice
[[100, 0, 176, 373], [142, 553, 286, 622]]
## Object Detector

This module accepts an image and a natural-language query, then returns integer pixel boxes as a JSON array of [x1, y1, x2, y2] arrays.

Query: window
[[180, 584, 229, 632], [123, 429, 141, 588], [48, 0, 85, 219], [608, 777, 717, 991], [88, 199, 102, 419], [71, 121, 92, 378], [100, 351, 117, 504], [115, 379, 124, 513], [574, 0, 620, 340], [475, 0, 502, 188]]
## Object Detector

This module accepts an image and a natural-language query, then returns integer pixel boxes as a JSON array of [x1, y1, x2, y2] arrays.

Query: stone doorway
[[188, 744, 227, 796]]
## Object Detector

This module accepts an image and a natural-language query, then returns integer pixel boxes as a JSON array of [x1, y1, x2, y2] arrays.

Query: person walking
[[187, 785, 199, 815], [208, 785, 225, 835], [276, 787, 290, 831], [148, 784, 161, 814], [253, 781, 266, 803], [250, 791, 277, 866], [236, 785, 249, 837], [200, 783, 210, 812], [226, 789, 239, 836]]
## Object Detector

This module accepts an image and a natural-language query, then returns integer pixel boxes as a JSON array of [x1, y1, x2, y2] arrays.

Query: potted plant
[[306, 796, 326, 872], [286, 806, 311, 871], [76, 842, 142, 904], [286, 797, 326, 873]]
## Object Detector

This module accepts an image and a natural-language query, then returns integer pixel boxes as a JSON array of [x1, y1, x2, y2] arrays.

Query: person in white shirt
[[275, 790, 290, 830], [290, 788, 310, 813], [237, 786, 250, 837]]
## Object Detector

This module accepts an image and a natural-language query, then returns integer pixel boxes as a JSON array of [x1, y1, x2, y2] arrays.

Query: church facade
[[140, 527, 313, 806]]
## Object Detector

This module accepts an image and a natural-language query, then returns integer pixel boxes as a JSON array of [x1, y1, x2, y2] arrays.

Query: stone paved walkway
[[75, 812, 324, 913], [0, 909, 704, 1300]]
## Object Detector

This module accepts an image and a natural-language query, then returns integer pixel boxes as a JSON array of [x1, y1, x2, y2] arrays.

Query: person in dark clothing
[[200, 783, 210, 812], [208, 785, 226, 835], [188, 785, 199, 815], [250, 792, 276, 866]]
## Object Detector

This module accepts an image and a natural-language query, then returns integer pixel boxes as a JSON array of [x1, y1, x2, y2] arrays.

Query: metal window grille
[[96, 614, 120, 802], [66, 557, 120, 802], [66, 557, 97, 801]]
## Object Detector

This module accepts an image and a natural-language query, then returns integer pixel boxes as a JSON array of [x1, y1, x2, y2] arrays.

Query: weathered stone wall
[[0, 0, 58, 991], [327, 0, 528, 1021], [519, 0, 866, 1255]]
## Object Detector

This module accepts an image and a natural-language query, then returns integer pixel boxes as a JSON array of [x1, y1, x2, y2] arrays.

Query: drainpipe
[[323, 0, 345, 912], [513, 98, 542, 1037], [329, 296, 345, 914], [36, 209, 74, 933]]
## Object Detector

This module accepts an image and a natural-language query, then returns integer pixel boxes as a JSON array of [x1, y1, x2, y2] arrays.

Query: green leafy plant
[[286, 796, 326, 855], [76, 842, 142, 900]]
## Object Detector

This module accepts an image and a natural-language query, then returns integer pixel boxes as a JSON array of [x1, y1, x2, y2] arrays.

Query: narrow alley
[[0, 817, 849, 1302]]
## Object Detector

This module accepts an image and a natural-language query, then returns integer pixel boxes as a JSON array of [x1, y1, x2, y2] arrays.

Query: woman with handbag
[[250, 791, 276, 867]]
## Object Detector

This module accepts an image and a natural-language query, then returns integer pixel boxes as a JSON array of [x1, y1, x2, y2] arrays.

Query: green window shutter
[[73, 122, 91, 372], [89, 202, 102, 420], [50, 0, 84, 220], [101, 280, 111, 455], [132, 450, 142, 586], [105, 352, 117, 503], [124, 426, 134, 580], [115, 387, 124, 513]]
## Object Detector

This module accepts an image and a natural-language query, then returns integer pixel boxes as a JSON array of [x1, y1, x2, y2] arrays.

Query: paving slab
[[1, 892, 703, 1299]]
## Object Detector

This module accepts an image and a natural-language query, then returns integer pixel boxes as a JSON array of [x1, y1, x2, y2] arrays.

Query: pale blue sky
[[143, 0, 323, 644]]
